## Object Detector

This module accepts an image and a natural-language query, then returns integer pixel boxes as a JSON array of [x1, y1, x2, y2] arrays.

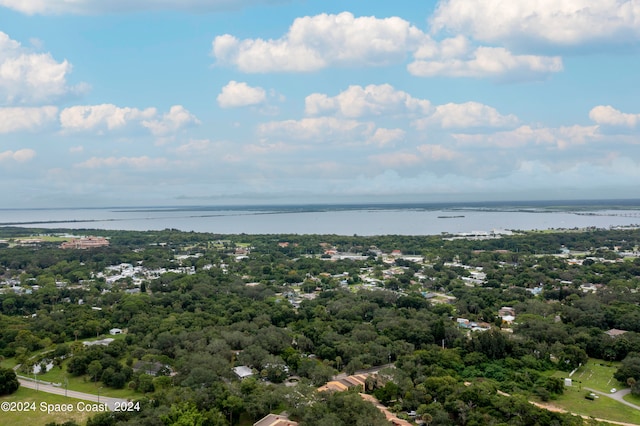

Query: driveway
[[585, 387, 640, 411]]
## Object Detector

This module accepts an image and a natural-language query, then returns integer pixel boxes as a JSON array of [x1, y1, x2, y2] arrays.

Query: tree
[[615, 354, 640, 383], [0, 367, 19, 395], [87, 360, 102, 383]]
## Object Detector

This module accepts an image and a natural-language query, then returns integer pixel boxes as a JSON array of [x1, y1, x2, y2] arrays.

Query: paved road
[[585, 387, 640, 410], [18, 378, 128, 411]]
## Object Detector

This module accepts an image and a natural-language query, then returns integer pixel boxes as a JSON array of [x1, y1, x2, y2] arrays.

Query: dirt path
[[532, 400, 640, 426]]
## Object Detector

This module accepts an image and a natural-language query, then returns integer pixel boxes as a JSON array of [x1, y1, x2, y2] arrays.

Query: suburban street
[[18, 378, 128, 411]]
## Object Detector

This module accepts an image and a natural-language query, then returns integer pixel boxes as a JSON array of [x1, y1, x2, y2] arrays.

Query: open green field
[[552, 385, 640, 425], [33, 360, 136, 399], [0, 387, 96, 426], [0, 357, 19, 369], [554, 360, 623, 393], [548, 360, 640, 424]]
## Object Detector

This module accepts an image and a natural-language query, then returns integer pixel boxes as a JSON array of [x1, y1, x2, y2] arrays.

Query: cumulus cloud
[[305, 84, 431, 118], [142, 105, 200, 136], [0, 148, 36, 163], [589, 105, 640, 127], [369, 128, 405, 147], [75, 156, 168, 169], [0, 0, 289, 15], [452, 124, 600, 149], [0, 106, 58, 133], [430, 0, 640, 48], [369, 152, 421, 168], [258, 117, 375, 143], [212, 12, 426, 72], [60, 104, 156, 132], [212, 12, 563, 80], [217, 81, 266, 108], [417, 144, 459, 161], [59, 104, 198, 136], [0, 31, 84, 104], [408, 46, 563, 79], [414, 102, 519, 129]]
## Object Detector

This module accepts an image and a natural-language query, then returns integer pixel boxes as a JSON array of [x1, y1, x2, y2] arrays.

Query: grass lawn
[[553, 359, 623, 393], [552, 385, 640, 424], [34, 361, 137, 399], [6, 235, 70, 243], [0, 387, 96, 426], [624, 392, 640, 406], [547, 359, 640, 424], [1, 357, 19, 369]]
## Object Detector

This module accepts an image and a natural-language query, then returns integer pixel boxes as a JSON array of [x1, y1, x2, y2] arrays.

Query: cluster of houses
[[96, 262, 196, 286]]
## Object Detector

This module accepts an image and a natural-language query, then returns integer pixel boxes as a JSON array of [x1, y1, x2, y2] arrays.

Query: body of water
[[1, 202, 640, 235]]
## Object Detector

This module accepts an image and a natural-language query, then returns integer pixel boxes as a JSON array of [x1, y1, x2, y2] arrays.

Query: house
[[233, 366, 254, 379], [83, 338, 114, 347], [359, 393, 413, 426], [133, 361, 171, 376], [606, 328, 628, 338], [498, 307, 515, 317], [253, 413, 298, 426], [317, 374, 368, 392], [109, 328, 123, 335]]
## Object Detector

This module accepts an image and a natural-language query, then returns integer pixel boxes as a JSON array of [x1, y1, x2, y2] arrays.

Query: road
[[18, 378, 128, 411], [585, 387, 640, 410]]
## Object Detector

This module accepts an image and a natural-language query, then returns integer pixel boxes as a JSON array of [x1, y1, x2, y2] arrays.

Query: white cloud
[[417, 144, 459, 161], [369, 152, 421, 168], [75, 156, 168, 169], [589, 105, 640, 127], [142, 105, 200, 136], [258, 117, 375, 143], [369, 128, 405, 147], [0, 106, 57, 133], [0, 148, 36, 163], [408, 46, 562, 79], [305, 84, 431, 118], [0, 31, 84, 104], [452, 124, 600, 149], [414, 101, 519, 129], [0, 0, 289, 15], [212, 12, 426, 72], [430, 0, 640, 47], [59, 104, 198, 136], [217, 81, 266, 108], [60, 104, 156, 132], [213, 13, 563, 80]]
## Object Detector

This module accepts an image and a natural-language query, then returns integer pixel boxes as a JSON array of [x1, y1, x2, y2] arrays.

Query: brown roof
[[253, 413, 298, 426], [606, 328, 628, 337], [359, 393, 413, 426]]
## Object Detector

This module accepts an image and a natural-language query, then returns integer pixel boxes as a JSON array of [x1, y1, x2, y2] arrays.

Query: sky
[[1, 0, 639, 208]]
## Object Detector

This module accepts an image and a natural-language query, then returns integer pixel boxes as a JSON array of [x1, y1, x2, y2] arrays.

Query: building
[[606, 328, 628, 338], [133, 361, 172, 376], [317, 374, 367, 393], [60, 236, 109, 249], [233, 366, 254, 379], [253, 414, 298, 426]]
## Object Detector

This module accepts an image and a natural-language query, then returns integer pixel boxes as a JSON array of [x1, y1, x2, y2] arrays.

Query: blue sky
[[1, 0, 639, 207]]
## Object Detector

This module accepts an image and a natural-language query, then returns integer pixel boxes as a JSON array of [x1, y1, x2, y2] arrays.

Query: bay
[[1, 202, 640, 235]]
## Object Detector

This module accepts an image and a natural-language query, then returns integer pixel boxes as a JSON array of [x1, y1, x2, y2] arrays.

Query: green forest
[[2, 227, 640, 425]]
